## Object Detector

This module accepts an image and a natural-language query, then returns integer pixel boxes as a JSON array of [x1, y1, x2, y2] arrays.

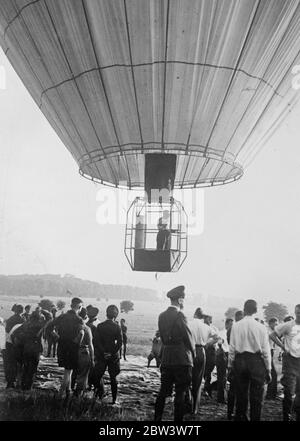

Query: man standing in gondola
[[154, 285, 194, 422], [156, 210, 171, 250]]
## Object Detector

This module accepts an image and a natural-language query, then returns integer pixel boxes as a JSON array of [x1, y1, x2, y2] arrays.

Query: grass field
[[0, 294, 227, 357], [0, 295, 286, 422], [0, 295, 164, 357], [0, 294, 284, 363]]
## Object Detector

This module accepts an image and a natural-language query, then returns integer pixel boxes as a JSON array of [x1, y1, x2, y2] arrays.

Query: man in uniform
[[228, 299, 271, 421], [154, 285, 194, 422]]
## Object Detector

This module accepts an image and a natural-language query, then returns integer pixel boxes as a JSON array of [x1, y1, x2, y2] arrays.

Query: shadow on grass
[[0, 390, 144, 421]]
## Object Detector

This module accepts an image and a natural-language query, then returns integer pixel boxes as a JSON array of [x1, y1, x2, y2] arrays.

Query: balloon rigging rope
[[37, 62, 282, 110]]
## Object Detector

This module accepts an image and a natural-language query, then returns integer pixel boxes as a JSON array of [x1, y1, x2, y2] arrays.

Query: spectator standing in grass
[[86, 306, 103, 393], [13, 310, 47, 390], [189, 307, 218, 414], [94, 305, 122, 404], [266, 317, 279, 400], [228, 299, 271, 421], [215, 318, 233, 404], [53, 297, 84, 396], [277, 316, 295, 363], [227, 309, 244, 420], [86, 305, 100, 339], [3, 304, 25, 388], [72, 307, 95, 396], [203, 314, 218, 397], [120, 318, 128, 361], [147, 330, 162, 368], [44, 307, 58, 358], [270, 304, 300, 421], [22, 305, 31, 322]]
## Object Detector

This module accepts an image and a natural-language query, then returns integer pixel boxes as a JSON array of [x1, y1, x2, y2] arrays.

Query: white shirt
[[189, 318, 217, 347], [169, 305, 179, 311], [5, 323, 23, 344], [229, 316, 271, 370], [275, 320, 300, 358], [218, 329, 229, 353]]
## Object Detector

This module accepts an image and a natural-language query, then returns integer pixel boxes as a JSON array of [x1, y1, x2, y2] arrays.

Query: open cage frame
[[124, 196, 188, 272]]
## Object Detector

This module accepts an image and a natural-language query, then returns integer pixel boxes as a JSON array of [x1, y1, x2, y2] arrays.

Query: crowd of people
[[154, 285, 300, 422], [0, 300, 127, 404], [0, 288, 300, 422]]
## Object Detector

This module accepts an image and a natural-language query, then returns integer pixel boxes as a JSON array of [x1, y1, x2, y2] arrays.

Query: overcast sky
[[0, 48, 300, 306]]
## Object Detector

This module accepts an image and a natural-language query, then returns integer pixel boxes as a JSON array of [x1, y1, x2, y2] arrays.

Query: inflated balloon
[[1, 0, 299, 271], [1, 0, 299, 188]]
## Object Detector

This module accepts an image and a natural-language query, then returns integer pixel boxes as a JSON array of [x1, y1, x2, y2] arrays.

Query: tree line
[[225, 301, 289, 322], [0, 274, 158, 302]]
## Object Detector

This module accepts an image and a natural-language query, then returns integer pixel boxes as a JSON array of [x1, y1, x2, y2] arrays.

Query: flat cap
[[167, 285, 185, 300]]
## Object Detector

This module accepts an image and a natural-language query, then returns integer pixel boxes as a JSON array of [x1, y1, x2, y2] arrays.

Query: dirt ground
[[0, 353, 284, 421]]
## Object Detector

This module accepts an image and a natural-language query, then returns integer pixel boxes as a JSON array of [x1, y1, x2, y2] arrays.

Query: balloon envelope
[[0, 0, 299, 188]]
